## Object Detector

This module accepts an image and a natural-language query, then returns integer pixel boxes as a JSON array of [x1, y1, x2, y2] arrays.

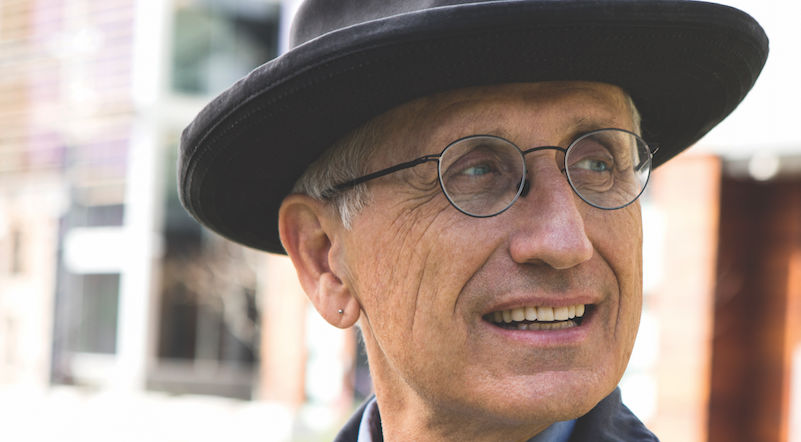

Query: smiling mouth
[[484, 304, 590, 331]]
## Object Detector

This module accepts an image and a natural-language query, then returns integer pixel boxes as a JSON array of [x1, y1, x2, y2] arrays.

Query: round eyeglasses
[[327, 128, 658, 217]]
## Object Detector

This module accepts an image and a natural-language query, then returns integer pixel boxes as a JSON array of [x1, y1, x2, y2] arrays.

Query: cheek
[[584, 204, 643, 340], [611, 207, 643, 358], [586, 204, 642, 282], [346, 201, 501, 345], [343, 200, 451, 321]]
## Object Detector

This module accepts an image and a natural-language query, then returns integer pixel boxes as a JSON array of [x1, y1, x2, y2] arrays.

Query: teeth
[[526, 321, 577, 331], [537, 306, 555, 322], [488, 304, 588, 327]]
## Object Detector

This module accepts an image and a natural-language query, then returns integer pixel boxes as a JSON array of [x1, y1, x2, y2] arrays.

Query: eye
[[568, 136, 616, 173], [443, 144, 507, 180], [573, 158, 611, 172], [438, 136, 525, 216], [440, 142, 519, 198], [457, 162, 497, 177]]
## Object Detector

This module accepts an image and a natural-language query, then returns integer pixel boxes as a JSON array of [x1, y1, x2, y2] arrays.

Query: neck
[[370, 375, 551, 442]]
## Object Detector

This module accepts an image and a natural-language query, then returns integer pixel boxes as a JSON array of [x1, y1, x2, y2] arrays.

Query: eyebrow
[[437, 116, 623, 152], [424, 94, 629, 149], [562, 116, 622, 142]]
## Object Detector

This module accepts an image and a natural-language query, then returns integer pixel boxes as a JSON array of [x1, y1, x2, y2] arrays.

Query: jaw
[[360, 303, 623, 439]]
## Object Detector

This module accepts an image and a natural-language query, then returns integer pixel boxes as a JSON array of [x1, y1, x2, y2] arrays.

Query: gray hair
[[290, 116, 385, 229], [628, 94, 642, 134], [292, 92, 642, 228]]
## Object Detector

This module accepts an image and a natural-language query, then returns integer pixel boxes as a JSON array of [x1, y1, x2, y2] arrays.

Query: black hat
[[179, 0, 768, 254]]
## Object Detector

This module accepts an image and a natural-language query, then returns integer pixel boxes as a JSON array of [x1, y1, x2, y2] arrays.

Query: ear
[[278, 194, 361, 328]]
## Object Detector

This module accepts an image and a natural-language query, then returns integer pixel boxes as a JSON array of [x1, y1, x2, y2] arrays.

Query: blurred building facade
[[0, 0, 358, 440], [0, 1, 798, 441]]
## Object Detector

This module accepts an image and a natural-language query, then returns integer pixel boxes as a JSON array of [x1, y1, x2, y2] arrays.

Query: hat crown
[[290, 0, 496, 47]]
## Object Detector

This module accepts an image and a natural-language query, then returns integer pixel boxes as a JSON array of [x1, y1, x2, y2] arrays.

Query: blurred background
[[0, 0, 798, 441]]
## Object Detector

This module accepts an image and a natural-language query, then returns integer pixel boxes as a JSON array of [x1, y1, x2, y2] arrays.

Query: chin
[[458, 371, 616, 427]]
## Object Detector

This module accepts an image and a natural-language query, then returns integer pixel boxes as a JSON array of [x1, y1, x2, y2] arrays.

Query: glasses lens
[[564, 129, 652, 209], [438, 136, 525, 216]]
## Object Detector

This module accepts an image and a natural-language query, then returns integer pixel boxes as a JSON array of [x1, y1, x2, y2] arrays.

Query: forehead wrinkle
[[566, 88, 635, 130], [381, 93, 470, 161], [558, 115, 625, 146], [362, 98, 435, 169], [386, 93, 515, 157], [430, 99, 509, 142], [410, 85, 631, 151]]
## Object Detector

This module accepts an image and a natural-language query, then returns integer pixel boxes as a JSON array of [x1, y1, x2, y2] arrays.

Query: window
[[151, 138, 259, 399], [65, 273, 121, 354], [171, 0, 280, 96]]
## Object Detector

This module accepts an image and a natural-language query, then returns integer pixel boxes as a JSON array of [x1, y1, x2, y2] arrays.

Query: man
[[178, 1, 768, 440]]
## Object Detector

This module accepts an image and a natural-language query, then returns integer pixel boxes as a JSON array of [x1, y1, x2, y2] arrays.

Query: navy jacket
[[334, 388, 658, 441]]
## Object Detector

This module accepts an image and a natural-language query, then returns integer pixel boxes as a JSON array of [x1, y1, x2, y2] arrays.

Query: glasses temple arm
[[324, 154, 440, 198]]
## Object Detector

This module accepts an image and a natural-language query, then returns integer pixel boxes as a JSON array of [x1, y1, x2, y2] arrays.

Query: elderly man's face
[[331, 82, 642, 436]]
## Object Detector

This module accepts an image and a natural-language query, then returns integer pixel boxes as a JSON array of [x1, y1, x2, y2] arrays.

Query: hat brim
[[179, 0, 768, 254]]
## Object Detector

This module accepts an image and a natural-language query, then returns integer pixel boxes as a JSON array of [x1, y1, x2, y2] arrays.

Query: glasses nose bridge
[[520, 145, 568, 177], [517, 145, 570, 199], [521, 144, 567, 164]]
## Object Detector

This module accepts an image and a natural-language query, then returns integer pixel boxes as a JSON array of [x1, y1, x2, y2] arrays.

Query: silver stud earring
[[337, 309, 344, 315]]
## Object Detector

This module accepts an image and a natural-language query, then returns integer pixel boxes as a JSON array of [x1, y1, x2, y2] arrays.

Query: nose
[[507, 159, 593, 269]]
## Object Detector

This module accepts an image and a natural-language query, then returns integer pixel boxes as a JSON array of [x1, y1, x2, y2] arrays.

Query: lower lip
[[482, 309, 594, 347]]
